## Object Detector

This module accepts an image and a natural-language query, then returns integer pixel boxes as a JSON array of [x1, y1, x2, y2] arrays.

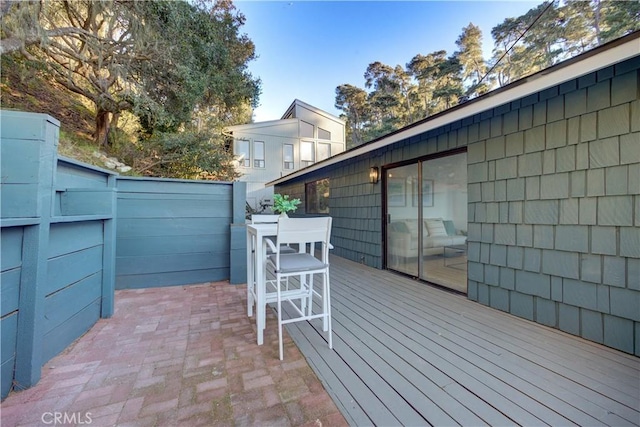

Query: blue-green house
[[271, 31, 640, 356]]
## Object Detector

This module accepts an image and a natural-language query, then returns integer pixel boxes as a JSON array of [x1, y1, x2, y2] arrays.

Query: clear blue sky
[[234, 1, 541, 122]]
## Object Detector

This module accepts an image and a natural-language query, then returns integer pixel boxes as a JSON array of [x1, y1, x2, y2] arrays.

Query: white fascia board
[[227, 118, 298, 132], [268, 35, 639, 187]]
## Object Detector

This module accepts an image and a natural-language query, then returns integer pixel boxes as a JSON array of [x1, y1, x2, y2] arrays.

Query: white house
[[226, 99, 345, 210]]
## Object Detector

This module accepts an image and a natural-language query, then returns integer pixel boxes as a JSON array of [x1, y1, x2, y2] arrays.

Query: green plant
[[272, 194, 301, 214]]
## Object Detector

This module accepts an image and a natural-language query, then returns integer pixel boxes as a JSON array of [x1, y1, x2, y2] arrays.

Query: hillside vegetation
[[1, 0, 259, 180], [1, 56, 109, 169]]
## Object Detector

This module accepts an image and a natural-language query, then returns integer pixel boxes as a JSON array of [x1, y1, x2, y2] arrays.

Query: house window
[[301, 141, 315, 167], [253, 141, 265, 168], [300, 121, 314, 138], [306, 178, 330, 214], [317, 143, 331, 161], [318, 127, 331, 140], [235, 139, 250, 167], [283, 144, 294, 170]]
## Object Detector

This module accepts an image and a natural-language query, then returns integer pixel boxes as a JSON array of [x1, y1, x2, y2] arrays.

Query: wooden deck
[[283, 255, 640, 426]]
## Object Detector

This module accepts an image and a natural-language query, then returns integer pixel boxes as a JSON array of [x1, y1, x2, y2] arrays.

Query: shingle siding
[[536, 297, 557, 327], [467, 64, 640, 354], [559, 303, 581, 335], [581, 309, 604, 343], [604, 315, 634, 354], [276, 57, 640, 356], [587, 80, 611, 112], [490, 286, 510, 312]]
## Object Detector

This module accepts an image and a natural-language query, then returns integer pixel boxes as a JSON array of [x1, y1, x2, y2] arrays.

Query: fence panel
[[115, 177, 237, 289], [1, 227, 23, 398], [43, 221, 105, 361]]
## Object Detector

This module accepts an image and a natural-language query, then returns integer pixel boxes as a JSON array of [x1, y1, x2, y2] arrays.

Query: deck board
[[279, 255, 640, 427], [339, 261, 640, 402], [287, 326, 375, 426], [345, 269, 640, 414], [330, 278, 576, 426]]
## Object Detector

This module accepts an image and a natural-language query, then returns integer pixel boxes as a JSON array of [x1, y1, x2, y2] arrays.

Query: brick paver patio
[[1, 282, 347, 427]]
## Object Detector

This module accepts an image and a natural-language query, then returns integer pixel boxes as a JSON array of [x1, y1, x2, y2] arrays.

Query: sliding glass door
[[385, 164, 419, 277], [419, 153, 468, 292], [385, 152, 468, 293]]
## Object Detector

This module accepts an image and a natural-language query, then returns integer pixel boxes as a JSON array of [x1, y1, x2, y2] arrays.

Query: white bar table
[[246, 222, 277, 345]]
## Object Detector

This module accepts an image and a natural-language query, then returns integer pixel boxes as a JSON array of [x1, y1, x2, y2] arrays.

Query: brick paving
[[1, 282, 347, 427]]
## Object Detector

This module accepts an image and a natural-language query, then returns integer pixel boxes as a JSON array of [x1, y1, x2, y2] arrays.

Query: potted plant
[[272, 193, 301, 217]]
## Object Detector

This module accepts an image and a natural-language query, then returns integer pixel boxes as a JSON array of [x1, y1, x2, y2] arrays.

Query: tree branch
[[135, 158, 178, 174], [0, 26, 93, 55]]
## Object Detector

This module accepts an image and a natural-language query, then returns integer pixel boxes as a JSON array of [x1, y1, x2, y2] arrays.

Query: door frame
[[382, 147, 467, 272]]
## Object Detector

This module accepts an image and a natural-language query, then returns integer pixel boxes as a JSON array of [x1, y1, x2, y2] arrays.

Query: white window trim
[[253, 140, 265, 168], [301, 140, 315, 167], [235, 139, 250, 168], [283, 143, 294, 170]]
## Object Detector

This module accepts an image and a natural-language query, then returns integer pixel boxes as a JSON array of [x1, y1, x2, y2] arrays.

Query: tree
[[407, 51, 444, 117], [519, 2, 565, 71], [432, 56, 464, 109], [364, 61, 401, 129], [129, 129, 240, 180], [599, 0, 640, 44], [361, 61, 421, 139], [487, 0, 639, 88], [489, 16, 530, 86], [392, 64, 416, 125], [559, 1, 598, 57], [406, 50, 459, 116], [455, 23, 489, 97], [488, 1, 561, 85], [1, 0, 260, 147], [332, 0, 639, 146], [335, 84, 369, 148]]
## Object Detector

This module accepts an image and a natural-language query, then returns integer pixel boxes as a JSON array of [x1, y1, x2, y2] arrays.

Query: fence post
[[229, 181, 247, 284], [1, 112, 60, 391], [101, 174, 117, 318]]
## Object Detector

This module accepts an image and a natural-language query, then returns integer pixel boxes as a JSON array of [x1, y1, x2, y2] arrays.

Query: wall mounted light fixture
[[369, 166, 380, 184]]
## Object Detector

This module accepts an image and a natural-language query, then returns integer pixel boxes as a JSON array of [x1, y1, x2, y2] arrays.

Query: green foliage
[[335, 0, 639, 148], [118, 129, 240, 181], [133, 0, 260, 136], [272, 194, 301, 214], [599, 0, 640, 43], [57, 131, 103, 166], [1, 0, 260, 181], [455, 23, 489, 97], [335, 84, 369, 148]]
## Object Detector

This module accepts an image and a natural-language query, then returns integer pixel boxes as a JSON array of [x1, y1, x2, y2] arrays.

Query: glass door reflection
[[419, 153, 468, 293], [385, 164, 419, 277]]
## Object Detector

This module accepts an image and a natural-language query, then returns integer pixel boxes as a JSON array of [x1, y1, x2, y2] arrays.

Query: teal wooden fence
[[46, 157, 117, 364], [1, 111, 117, 400], [1, 110, 246, 400], [115, 177, 245, 289]]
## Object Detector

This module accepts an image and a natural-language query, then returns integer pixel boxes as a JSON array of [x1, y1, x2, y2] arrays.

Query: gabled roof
[[268, 31, 640, 187], [226, 99, 345, 134], [281, 98, 346, 124]]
